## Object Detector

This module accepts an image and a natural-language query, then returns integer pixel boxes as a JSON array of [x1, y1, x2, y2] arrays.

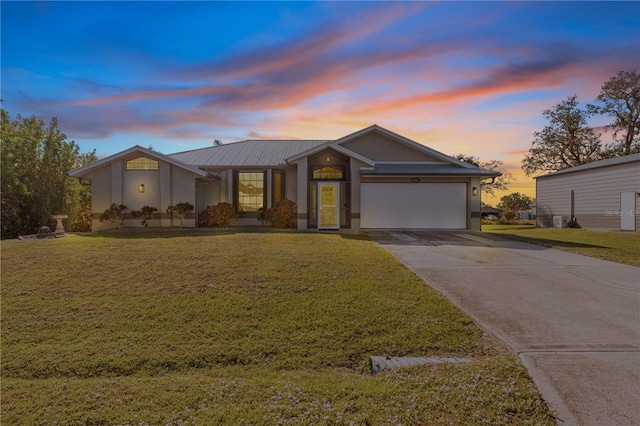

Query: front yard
[[1, 232, 554, 424], [483, 225, 640, 267]]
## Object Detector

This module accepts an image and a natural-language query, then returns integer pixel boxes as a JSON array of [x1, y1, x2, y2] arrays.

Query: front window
[[235, 171, 265, 213], [126, 157, 158, 170]]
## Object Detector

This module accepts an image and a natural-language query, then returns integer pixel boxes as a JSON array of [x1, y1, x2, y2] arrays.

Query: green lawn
[[1, 231, 554, 424], [483, 225, 640, 267]]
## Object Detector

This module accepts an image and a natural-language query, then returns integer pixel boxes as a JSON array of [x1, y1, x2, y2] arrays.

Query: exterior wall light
[[472, 187, 478, 196], [139, 184, 145, 193], [325, 155, 331, 163]]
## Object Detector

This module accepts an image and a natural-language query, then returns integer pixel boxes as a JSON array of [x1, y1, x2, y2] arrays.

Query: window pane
[[313, 166, 343, 180], [126, 157, 159, 170], [273, 171, 284, 203], [238, 172, 264, 212]]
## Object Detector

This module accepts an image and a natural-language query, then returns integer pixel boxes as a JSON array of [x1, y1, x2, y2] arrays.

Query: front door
[[318, 182, 340, 230]]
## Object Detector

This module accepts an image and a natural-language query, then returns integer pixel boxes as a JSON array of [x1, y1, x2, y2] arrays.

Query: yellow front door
[[318, 182, 340, 230]]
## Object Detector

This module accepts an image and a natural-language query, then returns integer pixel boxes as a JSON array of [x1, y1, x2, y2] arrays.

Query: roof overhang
[[285, 141, 375, 166], [335, 124, 478, 169], [68, 145, 207, 180]]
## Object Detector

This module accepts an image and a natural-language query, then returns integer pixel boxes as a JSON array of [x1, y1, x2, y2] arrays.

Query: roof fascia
[[285, 142, 375, 166], [535, 154, 640, 179], [68, 145, 207, 178]]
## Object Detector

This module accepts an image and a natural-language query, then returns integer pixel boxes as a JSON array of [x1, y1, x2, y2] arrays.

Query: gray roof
[[536, 153, 640, 179], [169, 140, 329, 167], [361, 163, 500, 176]]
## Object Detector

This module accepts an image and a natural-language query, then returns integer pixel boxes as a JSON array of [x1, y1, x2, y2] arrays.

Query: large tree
[[522, 95, 603, 176], [587, 70, 640, 156], [453, 154, 513, 196], [1, 109, 96, 238], [498, 192, 534, 220]]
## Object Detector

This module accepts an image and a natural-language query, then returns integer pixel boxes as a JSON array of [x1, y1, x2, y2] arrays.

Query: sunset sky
[[2, 1, 639, 204]]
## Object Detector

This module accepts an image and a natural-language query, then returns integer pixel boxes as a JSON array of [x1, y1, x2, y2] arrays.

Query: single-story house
[[68, 125, 500, 232], [535, 153, 640, 231], [481, 205, 503, 220]]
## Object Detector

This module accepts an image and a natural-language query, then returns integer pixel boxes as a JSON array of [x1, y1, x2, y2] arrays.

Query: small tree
[[99, 203, 127, 227], [497, 193, 533, 219], [166, 202, 194, 228], [130, 205, 158, 227]]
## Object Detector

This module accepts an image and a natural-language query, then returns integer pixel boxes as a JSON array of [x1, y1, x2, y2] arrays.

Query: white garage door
[[361, 182, 467, 229]]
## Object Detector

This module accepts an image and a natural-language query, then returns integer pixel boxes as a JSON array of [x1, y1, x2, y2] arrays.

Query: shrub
[[199, 202, 237, 227], [99, 203, 127, 227], [263, 199, 297, 228], [166, 202, 194, 228], [130, 205, 158, 227]]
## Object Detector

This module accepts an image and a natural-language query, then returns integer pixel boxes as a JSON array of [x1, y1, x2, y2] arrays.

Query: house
[[535, 153, 640, 231], [481, 205, 503, 220], [68, 125, 500, 232]]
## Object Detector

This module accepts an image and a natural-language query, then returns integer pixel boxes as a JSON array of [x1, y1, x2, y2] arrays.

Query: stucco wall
[[536, 161, 640, 231], [91, 156, 200, 230], [341, 132, 443, 162]]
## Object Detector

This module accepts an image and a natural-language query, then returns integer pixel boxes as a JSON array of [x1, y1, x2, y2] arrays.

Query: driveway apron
[[369, 231, 640, 426]]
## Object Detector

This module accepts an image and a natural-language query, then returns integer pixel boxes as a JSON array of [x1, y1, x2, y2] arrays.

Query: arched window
[[126, 157, 159, 170]]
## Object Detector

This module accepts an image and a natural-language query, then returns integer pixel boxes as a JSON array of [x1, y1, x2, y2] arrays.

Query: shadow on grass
[[487, 233, 609, 250], [81, 227, 274, 239], [79, 227, 364, 240]]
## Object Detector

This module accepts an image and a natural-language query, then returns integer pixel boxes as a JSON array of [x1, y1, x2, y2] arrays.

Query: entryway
[[318, 182, 340, 230]]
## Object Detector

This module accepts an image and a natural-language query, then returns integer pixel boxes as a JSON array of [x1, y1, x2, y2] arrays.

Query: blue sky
[[2, 1, 639, 201]]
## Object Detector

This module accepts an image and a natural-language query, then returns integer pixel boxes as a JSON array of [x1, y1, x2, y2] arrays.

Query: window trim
[[233, 169, 267, 215], [272, 169, 285, 205], [126, 156, 159, 171], [311, 165, 345, 180]]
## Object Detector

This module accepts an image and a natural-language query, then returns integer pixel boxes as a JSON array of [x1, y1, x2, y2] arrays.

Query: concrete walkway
[[369, 231, 640, 426]]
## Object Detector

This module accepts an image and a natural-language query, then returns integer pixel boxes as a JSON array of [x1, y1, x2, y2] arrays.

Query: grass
[[483, 225, 640, 267], [1, 231, 555, 424]]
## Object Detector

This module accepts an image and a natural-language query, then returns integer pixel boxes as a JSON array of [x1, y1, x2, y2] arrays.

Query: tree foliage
[[522, 95, 603, 176], [453, 154, 513, 196], [1, 109, 97, 238], [497, 193, 534, 217], [587, 69, 640, 156]]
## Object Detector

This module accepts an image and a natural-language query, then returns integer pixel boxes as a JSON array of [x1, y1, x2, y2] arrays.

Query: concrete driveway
[[369, 231, 640, 426]]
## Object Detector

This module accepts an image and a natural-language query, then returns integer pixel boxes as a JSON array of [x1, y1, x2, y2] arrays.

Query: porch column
[[296, 157, 308, 230]]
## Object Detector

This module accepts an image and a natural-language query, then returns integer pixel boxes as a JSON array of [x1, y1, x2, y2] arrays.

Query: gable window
[[273, 170, 285, 204], [126, 157, 159, 170], [234, 171, 266, 214], [312, 166, 344, 180]]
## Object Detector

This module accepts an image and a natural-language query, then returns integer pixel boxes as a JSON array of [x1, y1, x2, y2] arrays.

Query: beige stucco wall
[[536, 161, 640, 231], [341, 132, 443, 162], [91, 156, 200, 230], [296, 157, 309, 230]]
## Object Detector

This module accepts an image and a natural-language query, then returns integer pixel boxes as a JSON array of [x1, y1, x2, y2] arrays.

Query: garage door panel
[[361, 183, 467, 229]]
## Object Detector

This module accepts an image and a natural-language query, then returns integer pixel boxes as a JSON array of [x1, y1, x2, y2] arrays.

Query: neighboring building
[[68, 125, 500, 232], [535, 154, 640, 231], [481, 205, 503, 220]]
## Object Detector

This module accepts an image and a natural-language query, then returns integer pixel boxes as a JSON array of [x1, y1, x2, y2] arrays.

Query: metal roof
[[169, 139, 329, 167], [535, 153, 640, 179], [361, 163, 501, 176]]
